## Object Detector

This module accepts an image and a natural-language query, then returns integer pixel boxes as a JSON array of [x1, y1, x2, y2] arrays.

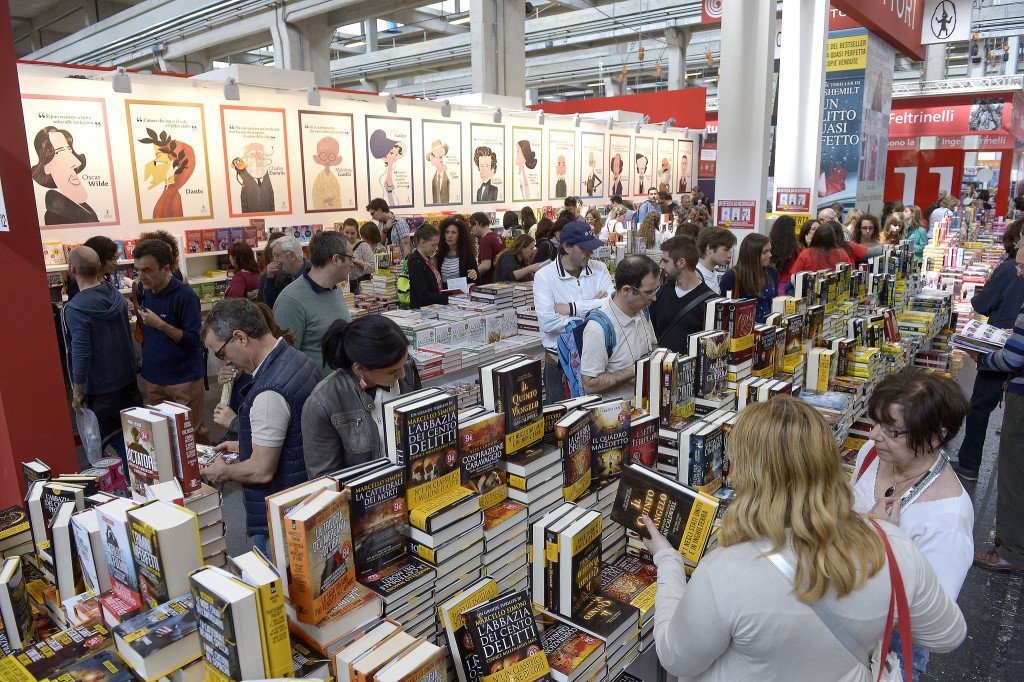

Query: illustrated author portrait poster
[[580, 131, 605, 199], [470, 123, 505, 204], [511, 126, 542, 202], [633, 136, 654, 196], [298, 110, 357, 213], [220, 105, 291, 217], [656, 138, 675, 193], [125, 100, 213, 223], [676, 139, 695, 193], [22, 94, 119, 227], [608, 134, 632, 199], [365, 115, 414, 208], [422, 119, 462, 207], [547, 129, 575, 200]]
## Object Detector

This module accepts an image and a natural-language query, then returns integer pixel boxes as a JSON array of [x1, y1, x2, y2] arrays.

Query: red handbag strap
[[856, 445, 878, 483], [870, 519, 914, 682]]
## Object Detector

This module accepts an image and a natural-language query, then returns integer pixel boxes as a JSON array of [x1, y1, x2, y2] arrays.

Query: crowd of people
[[57, 182, 1024, 680]]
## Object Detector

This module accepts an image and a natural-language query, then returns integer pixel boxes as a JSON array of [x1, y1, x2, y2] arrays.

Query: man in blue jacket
[[133, 239, 209, 442], [953, 234, 1024, 481], [200, 298, 321, 557], [62, 245, 143, 446]]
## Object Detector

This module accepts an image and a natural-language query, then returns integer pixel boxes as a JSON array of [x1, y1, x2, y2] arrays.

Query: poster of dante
[[580, 131, 605, 200], [220, 105, 291, 217], [676, 139, 694, 194], [365, 115, 414, 208], [547, 129, 575, 200], [422, 119, 462, 207], [470, 123, 505, 204], [125, 100, 213, 223], [608, 134, 632, 199], [511, 126, 542, 202], [298, 110, 357, 213], [633, 136, 654, 196], [656, 138, 675, 194], [22, 94, 119, 227]]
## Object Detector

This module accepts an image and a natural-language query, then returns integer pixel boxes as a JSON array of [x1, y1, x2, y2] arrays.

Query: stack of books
[[601, 555, 658, 653], [420, 343, 463, 374], [515, 306, 540, 338], [481, 501, 529, 593], [408, 348, 445, 380], [0, 506, 32, 562], [331, 618, 445, 682], [513, 283, 535, 308], [471, 283, 515, 308], [536, 608, 608, 682]]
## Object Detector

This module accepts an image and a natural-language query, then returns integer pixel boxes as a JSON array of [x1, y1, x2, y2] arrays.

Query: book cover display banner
[[220, 105, 291, 217], [820, 28, 869, 212], [511, 126, 543, 203], [124, 100, 213, 223], [676, 139, 695, 194], [298, 110, 357, 213], [579, 132, 604, 200], [470, 123, 505, 204], [655, 138, 675, 194], [547, 129, 576, 201], [22, 94, 120, 228], [422, 119, 462, 207], [607, 135, 632, 199], [633, 136, 654, 196], [366, 115, 414, 208]]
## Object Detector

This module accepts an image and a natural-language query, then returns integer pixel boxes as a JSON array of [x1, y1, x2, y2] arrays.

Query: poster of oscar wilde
[[422, 119, 462, 207], [366, 115, 414, 208], [22, 94, 119, 228], [220, 106, 291, 217], [298, 110, 357, 213], [470, 123, 505, 204], [607, 134, 632, 199], [579, 131, 605, 200], [547, 129, 575, 200], [125, 100, 214, 223]]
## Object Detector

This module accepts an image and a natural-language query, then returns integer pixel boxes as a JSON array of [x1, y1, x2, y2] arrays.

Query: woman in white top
[[644, 397, 966, 682], [851, 368, 972, 682], [928, 194, 958, 236], [602, 205, 630, 242]]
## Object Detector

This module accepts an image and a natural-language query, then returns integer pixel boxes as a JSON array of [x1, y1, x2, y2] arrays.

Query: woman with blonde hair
[[687, 204, 711, 231], [493, 234, 544, 282], [843, 208, 864, 240], [644, 396, 966, 680], [883, 212, 905, 245], [637, 211, 661, 250], [602, 205, 629, 242], [902, 204, 929, 262]]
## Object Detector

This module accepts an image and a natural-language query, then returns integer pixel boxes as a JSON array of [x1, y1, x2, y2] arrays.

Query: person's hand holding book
[[641, 515, 673, 555]]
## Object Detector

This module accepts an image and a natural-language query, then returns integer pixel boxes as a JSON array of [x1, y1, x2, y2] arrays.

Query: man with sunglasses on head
[[273, 231, 352, 377], [580, 254, 660, 402], [200, 298, 321, 558], [133, 238, 208, 442]]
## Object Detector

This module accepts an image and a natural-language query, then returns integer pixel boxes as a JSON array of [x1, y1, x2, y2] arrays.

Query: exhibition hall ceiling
[[10, 0, 1024, 104]]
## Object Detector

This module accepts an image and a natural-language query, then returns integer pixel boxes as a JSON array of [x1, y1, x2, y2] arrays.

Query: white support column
[[1007, 36, 1020, 76], [665, 28, 691, 90], [774, 0, 829, 218], [470, 0, 526, 97], [270, 9, 334, 86], [365, 20, 378, 53], [715, 0, 775, 237], [924, 43, 945, 80]]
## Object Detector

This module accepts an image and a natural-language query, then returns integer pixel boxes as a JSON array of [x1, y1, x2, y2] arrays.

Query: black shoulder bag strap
[[663, 290, 718, 336]]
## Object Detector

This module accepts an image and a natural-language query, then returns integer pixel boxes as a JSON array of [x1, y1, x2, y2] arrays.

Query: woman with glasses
[[302, 316, 421, 476], [851, 368, 972, 682], [644, 396, 966, 680], [718, 233, 778, 323]]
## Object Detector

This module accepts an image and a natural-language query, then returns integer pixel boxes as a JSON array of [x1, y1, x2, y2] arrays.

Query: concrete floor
[[112, 360, 1023, 680]]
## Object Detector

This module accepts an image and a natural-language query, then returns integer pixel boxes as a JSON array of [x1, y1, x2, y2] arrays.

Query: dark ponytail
[[322, 316, 409, 371]]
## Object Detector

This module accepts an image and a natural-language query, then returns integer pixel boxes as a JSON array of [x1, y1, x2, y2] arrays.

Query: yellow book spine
[[254, 580, 293, 678]]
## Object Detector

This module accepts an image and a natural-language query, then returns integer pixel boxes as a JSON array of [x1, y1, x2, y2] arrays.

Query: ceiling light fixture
[[574, 114, 581, 128], [493, 108, 502, 123], [223, 77, 240, 100], [661, 117, 676, 133], [111, 67, 132, 93], [306, 85, 321, 106], [607, 118, 615, 130], [536, 110, 545, 125], [440, 100, 451, 117], [385, 93, 397, 113]]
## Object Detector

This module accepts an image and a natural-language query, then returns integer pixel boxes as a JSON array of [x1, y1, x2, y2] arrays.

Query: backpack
[[556, 307, 651, 398], [397, 258, 411, 309]]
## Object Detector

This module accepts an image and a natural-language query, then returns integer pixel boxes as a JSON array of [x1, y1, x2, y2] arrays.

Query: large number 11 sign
[[884, 149, 963, 207]]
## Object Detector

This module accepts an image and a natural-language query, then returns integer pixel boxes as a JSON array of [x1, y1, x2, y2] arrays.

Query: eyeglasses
[[584, 216, 596, 223], [877, 423, 910, 440], [214, 334, 236, 362], [630, 286, 658, 301]]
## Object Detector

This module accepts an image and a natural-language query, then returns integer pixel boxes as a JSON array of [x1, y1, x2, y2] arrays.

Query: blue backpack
[[555, 307, 650, 399]]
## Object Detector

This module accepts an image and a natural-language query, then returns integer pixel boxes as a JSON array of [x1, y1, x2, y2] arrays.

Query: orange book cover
[[285, 490, 356, 625]]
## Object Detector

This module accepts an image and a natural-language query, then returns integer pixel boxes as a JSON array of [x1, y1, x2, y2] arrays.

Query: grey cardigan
[[301, 358, 421, 477]]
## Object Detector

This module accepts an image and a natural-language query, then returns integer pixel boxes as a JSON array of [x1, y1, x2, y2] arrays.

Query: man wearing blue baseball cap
[[534, 220, 614, 403]]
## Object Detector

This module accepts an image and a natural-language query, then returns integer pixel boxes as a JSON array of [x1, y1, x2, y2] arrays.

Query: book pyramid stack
[[420, 343, 463, 375], [513, 282, 534, 308], [471, 283, 515, 309]]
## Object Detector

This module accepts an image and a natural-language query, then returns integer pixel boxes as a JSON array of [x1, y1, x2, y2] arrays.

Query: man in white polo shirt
[[534, 220, 614, 404], [580, 254, 659, 401]]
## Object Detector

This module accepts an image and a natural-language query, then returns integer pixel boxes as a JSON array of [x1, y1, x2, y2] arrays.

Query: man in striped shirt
[[971, 245, 1024, 573]]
